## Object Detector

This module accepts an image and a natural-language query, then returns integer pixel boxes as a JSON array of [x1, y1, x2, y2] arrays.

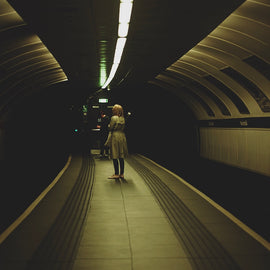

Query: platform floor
[[0, 151, 269, 270], [74, 154, 191, 270]]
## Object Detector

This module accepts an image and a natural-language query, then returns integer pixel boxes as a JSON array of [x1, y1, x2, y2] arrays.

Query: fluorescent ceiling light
[[102, 63, 119, 89], [118, 23, 129, 37], [101, 0, 133, 89], [108, 63, 119, 80], [114, 38, 126, 64], [119, 3, 133, 23]]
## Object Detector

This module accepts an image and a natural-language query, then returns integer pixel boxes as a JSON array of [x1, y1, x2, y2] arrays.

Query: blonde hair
[[112, 104, 124, 117]]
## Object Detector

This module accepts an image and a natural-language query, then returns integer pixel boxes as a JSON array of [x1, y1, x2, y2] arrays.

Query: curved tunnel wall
[[0, 1, 68, 176], [150, 0, 270, 176]]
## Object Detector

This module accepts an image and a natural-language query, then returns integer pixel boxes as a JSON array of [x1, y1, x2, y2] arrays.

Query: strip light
[[101, 0, 133, 89]]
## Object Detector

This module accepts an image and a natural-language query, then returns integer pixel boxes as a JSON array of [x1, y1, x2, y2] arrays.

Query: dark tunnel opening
[[0, 82, 73, 232], [114, 83, 199, 171]]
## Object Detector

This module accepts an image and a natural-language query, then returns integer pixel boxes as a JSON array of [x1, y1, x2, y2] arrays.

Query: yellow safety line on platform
[[138, 154, 270, 252], [0, 154, 72, 245]]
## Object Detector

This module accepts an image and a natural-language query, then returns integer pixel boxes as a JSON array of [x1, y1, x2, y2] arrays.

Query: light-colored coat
[[108, 115, 128, 159]]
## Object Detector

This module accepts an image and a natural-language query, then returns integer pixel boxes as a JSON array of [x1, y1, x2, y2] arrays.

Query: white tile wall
[[200, 127, 270, 176]]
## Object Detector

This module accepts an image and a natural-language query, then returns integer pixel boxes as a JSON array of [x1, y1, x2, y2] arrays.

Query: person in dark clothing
[[99, 111, 110, 157]]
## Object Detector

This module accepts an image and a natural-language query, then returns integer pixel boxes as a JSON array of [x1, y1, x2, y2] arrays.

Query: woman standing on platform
[[105, 104, 128, 179]]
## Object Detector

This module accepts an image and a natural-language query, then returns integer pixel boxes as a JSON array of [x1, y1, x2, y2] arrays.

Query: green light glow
[[100, 64, 107, 86], [99, 98, 108, 103], [82, 105, 88, 113], [99, 41, 107, 86]]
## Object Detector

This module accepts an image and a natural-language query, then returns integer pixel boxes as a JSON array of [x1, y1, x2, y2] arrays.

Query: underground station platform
[[0, 151, 269, 270]]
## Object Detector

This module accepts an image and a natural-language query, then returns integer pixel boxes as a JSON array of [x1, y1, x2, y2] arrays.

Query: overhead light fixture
[[119, 2, 133, 23], [118, 23, 129, 37], [114, 38, 127, 64], [103, 63, 118, 89], [99, 98, 109, 103], [101, 0, 133, 89]]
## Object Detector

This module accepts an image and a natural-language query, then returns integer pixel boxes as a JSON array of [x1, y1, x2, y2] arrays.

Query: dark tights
[[113, 158, 124, 175]]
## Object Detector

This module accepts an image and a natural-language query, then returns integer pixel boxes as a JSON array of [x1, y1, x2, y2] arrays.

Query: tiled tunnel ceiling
[[152, 0, 270, 120], [2, 0, 270, 121]]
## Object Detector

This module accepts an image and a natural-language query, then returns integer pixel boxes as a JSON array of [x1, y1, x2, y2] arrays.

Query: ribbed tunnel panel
[[155, 0, 270, 120]]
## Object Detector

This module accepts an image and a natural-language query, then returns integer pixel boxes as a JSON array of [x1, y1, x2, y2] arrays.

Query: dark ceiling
[[4, 0, 270, 121], [6, 0, 244, 93]]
